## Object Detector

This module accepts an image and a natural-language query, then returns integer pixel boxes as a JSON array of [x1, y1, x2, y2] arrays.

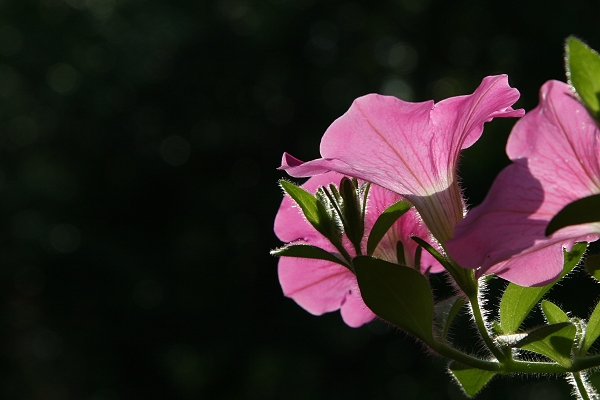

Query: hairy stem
[[569, 371, 597, 400], [468, 283, 507, 363], [430, 342, 500, 371]]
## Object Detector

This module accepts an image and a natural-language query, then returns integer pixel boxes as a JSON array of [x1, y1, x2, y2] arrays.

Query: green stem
[[506, 359, 568, 374], [430, 342, 501, 371], [469, 285, 507, 363], [571, 372, 594, 400], [574, 354, 600, 371], [429, 342, 572, 373]]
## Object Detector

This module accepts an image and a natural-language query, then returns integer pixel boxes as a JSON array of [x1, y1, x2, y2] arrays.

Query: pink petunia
[[274, 172, 442, 327], [280, 75, 523, 244], [446, 80, 600, 286]]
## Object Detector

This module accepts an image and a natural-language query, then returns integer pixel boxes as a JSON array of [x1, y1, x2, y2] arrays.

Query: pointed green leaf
[[546, 194, 600, 236], [411, 236, 476, 297], [515, 322, 575, 368], [396, 241, 406, 266], [449, 362, 496, 397], [315, 188, 343, 241], [581, 299, 600, 354], [366, 200, 411, 255], [499, 243, 586, 333], [586, 254, 600, 282], [353, 256, 434, 343], [434, 296, 465, 340], [541, 300, 570, 324], [270, 244, 349, 268], [566, 36, 600, 119], [410, 236, 453, 270], [279, 180, 321, 229], [412, 243, 421, 270], [339, 177, 364, 249]]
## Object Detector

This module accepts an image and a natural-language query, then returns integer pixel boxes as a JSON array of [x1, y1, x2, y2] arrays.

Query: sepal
[[279, 179, 340, 241], [270, 244, 350, 269], [411, 236, 476, 297], [338, 177, 365, 251], [366, 200, 412, 255]]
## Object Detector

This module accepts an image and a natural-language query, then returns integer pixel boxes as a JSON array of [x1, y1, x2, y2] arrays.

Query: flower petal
[[274, 172, 441, 326], [447, 80, 600, 286], [339, 288, 377, 328], [278, 256, 374, 321], [280, 75, 523, 243]]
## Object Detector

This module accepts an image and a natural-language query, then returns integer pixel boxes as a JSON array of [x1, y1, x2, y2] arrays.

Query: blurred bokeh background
[[1, 0, 600, 399]]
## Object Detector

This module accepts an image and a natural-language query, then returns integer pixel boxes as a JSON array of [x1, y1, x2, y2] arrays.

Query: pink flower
[[280, 75, 523, 244], [274, 172, 442, 327], [446, 80, 600, 286]]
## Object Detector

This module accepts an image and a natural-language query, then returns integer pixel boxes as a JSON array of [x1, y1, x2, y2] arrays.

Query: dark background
[[1, 0, 600, 399]]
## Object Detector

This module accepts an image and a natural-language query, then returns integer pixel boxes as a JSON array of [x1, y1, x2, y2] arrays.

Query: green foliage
[[449, 362, 496, 397], [270, 244, 349, 268], [566, 36, 600, 119], [353, 256, 434, 343], [499, 243, 587, 333], [541, 300, 570, 324], [396, 240, 406, 266], [410, 236, 453, 271], [581, 299, 600, 354], [315, 188, 344, 242], [366, 200, 412, 255], [338, 177, 364, 249], [515, 322, 576, 368], [434, 296, 466, 340], [411, 236, 476, 297], [279, 180, 323, 233], [546, 194, 600, 236], [586, 254, 600, 281]]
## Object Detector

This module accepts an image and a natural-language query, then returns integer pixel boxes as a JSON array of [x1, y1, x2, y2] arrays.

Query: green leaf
[[515, 322, 576, 368], [315, 188, 343, 241], [566, 36, 600, 119], [434, 296, 465, 340], [270, 244, 349, 268], [339, 177, 364, 250], [410, 236, 453, 270], [396, 240, 406, 266], [546, 194, 600, 236], [411, 236, 476, 297], [366, 200, 411, 255], [449, 362, 496, 397], [541, 300, 570, 324], [586, 254, 600, 281], [353, 256, 434, 343], [499, 243, 586, 333], [279, 180, 322, 230], [581, 299, 600, 354]]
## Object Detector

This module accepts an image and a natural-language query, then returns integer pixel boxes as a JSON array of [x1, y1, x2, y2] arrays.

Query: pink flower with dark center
[[446, 80, 600, 286], [274, 172, 442, 327], [280, 75, 523, 245]]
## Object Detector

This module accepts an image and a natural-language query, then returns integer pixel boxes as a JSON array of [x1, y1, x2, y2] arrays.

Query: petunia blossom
[[279, 75, 523, 245], [446, 80, 600, 286], [274, 171, 443, 327]]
